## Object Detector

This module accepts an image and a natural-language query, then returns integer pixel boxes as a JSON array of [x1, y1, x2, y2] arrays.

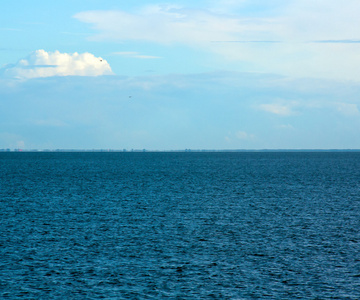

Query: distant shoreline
[[2, 149, 360, 153]]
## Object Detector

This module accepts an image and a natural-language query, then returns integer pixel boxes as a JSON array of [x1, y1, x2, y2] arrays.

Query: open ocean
[[1, 151, 359, 299]]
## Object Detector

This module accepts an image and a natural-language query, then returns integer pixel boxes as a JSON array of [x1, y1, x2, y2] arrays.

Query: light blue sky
[[1, 0, 360, 150]]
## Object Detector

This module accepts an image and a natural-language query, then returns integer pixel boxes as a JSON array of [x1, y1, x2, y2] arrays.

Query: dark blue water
[[1, 152, 359, 299]]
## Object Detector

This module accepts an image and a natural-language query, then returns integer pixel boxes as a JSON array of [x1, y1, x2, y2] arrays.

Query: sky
[[1, 0, 360, 150]]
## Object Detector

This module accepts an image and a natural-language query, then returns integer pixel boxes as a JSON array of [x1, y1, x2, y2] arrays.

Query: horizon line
[[2, 149, 360, 153]]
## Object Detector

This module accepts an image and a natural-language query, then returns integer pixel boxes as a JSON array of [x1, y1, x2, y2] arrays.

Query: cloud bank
[[73, 2, 360, 46], [74, 6, 271, 45], [4, 50, 113, 79], [73, 2, 360, 80], [1, 71, 360, 150]]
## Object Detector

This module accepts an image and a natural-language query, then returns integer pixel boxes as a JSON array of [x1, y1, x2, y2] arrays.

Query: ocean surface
[[1, 151, 359, 299]]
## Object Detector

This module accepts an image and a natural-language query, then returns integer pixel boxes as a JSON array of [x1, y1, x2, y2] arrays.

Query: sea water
[[1, 152, 359, 299]]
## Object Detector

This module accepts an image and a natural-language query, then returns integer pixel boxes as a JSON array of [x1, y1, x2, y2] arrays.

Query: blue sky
[[1, 0, 360, 150]]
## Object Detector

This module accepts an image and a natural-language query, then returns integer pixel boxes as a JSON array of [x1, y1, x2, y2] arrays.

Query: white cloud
[[258, 103, 295, 116], [73, 3, 360, 45], [283, 0, 360, 42], [4, 49, 113, 79], [74, 2, 360, 80], [74, 6, 266, 45]]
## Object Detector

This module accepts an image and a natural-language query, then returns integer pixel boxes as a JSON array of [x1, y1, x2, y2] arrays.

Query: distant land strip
[[1, 149, 360, 153]]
